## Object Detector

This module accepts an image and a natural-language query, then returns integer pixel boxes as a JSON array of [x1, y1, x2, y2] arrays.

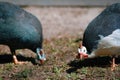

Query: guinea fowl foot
[[13, 55, 27, 65], [111, 63, 118, 71], [111, 58, 118, 71]]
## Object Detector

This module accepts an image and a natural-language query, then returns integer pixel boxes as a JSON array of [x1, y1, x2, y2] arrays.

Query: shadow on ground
[[0, 54, 36, 64], [66, 56, 120, 73]]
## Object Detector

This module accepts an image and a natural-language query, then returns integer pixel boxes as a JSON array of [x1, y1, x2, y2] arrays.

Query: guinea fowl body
[[0, 2, 45, 64], [83, 3, 120, 56], [0, 2, 43, 52], [78, 3, 120, 71]]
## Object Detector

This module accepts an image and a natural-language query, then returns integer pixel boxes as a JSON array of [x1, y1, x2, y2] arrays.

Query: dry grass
[[0, 36, 120, 80], [24, 7, 104, 39], [0, 6, 119, 80]]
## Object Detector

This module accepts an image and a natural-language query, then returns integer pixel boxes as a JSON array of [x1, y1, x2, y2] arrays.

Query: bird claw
[[111, 64, 118, 71], [14, 61, 28, 65], [13, 55, 28, 65]]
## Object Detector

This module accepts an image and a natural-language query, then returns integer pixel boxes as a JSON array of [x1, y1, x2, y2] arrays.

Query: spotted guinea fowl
[[0, 2, 46, 64], [76, 3, 120, 71]]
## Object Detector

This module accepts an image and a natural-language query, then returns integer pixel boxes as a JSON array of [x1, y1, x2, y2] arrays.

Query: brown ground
[[24, 6, 104, 39], [2, 7, 120, 80]]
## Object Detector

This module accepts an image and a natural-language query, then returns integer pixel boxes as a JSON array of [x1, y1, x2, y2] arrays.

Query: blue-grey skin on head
[[0, 2, 46, 64]]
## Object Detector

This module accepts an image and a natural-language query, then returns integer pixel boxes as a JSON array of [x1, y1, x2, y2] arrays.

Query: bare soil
[[24, 6, 104, 39], [1, 7, 120, 80]]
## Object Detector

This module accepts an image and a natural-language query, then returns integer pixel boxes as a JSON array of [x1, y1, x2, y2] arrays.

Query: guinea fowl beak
[[39, 53, 46, 64], [80, 54, 83, 60], [40, 58, 46, 64], [76, 53, 88, 60]]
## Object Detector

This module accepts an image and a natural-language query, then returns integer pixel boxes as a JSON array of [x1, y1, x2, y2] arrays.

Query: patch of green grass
[[53, 66, 62, 74], [5, 63, 13, 71], [12, 68, 32, 79], [80, 67, 88, 75], [67, 73, 79, 80], [0, 37, 120, 80], [0, 77, 3, 80]]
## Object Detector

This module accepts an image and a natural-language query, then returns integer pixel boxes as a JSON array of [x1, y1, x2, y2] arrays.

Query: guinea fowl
[[0, 2, 46, 64], [76, 3, 120, 71]]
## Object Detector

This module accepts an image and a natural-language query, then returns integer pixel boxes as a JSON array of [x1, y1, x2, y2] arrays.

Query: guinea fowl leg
[[13, 55, 27, 65], [111, 57, 118, 71]]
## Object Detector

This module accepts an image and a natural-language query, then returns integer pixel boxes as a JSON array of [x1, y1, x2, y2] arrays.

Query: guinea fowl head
[[76, 41, 88, 60], [36, 48, 46, 64]]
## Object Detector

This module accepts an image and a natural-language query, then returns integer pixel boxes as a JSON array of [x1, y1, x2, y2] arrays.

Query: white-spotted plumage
[[89, 29, 120, 57]]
